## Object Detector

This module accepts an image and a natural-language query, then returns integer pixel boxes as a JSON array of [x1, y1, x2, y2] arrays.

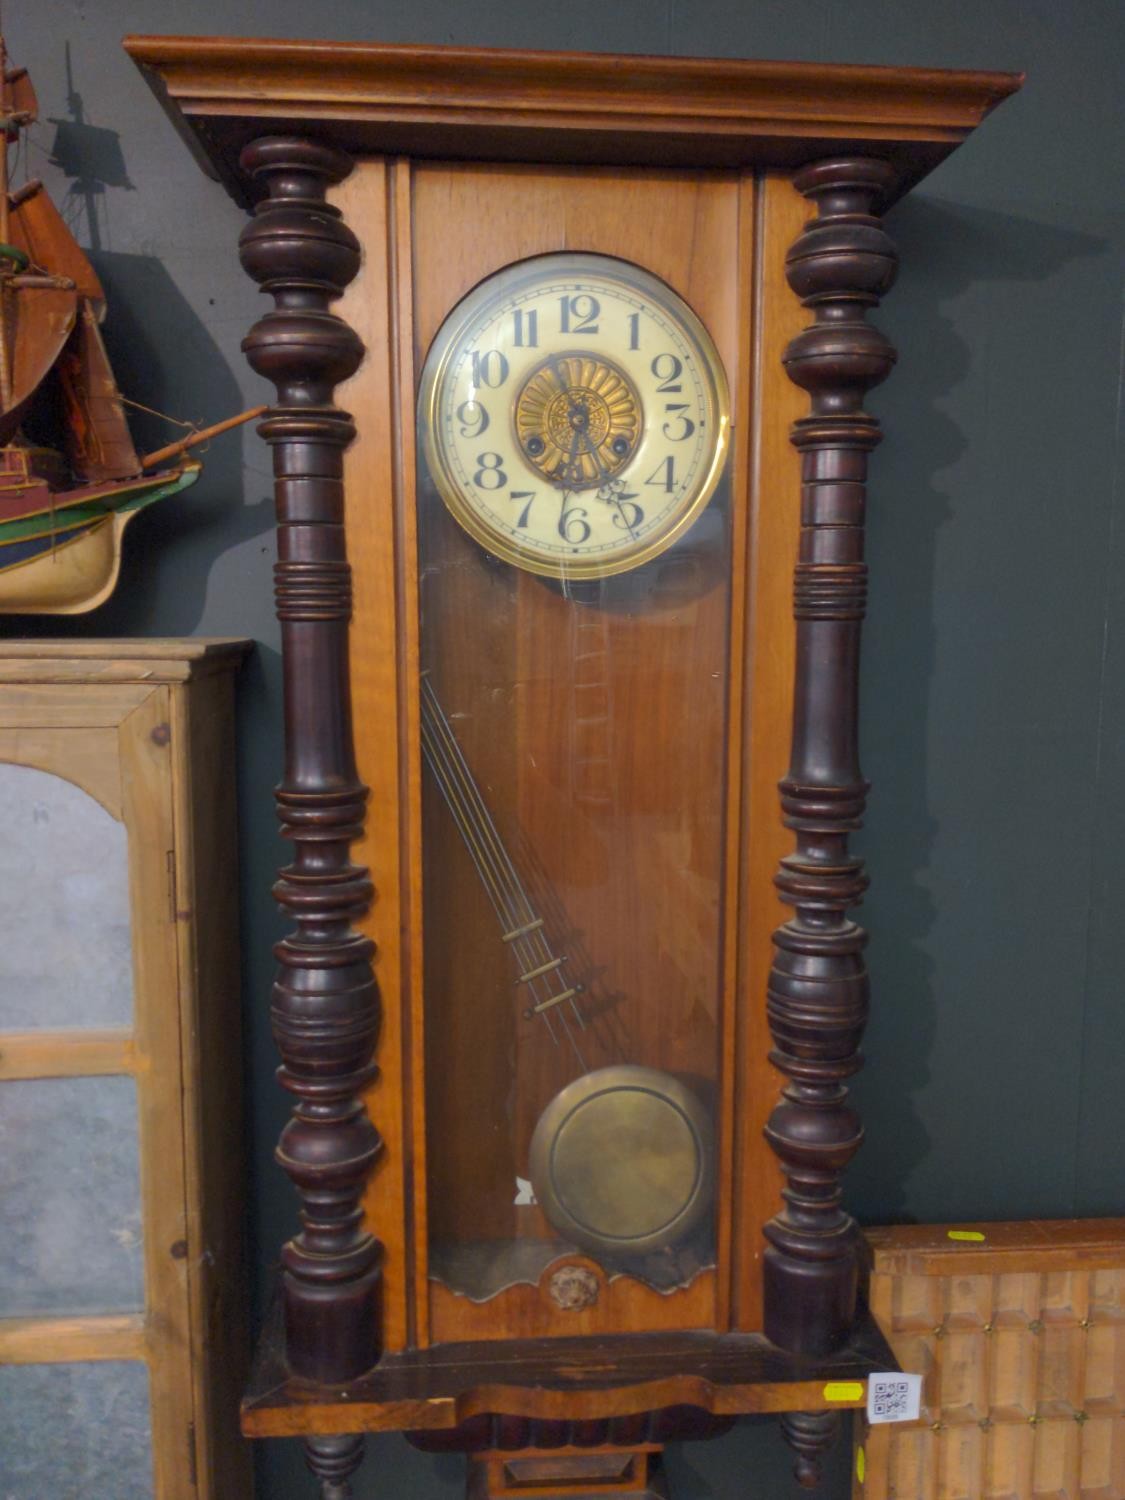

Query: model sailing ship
[[0, 37, 259, 613]]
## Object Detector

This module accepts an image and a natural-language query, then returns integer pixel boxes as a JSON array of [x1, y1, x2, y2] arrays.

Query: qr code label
[[866, 1372, 922, 1424]]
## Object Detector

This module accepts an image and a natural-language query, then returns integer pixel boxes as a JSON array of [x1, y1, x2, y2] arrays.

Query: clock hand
[[581, 429, 612, 483], [580, 430, 640, 540], [560, 427, 583, 494], [547, 353, 597, 460], [547, 351, 570, 393]]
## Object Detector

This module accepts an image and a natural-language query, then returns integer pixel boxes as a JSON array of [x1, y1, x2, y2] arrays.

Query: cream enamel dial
[[419, 253, 730, 579]]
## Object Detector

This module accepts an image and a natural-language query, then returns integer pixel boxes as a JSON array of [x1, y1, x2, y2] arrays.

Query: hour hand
[[558, 429, 582, 490]]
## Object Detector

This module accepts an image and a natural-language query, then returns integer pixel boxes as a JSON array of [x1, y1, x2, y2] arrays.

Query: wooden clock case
[[126, 36, 1020, 1497]]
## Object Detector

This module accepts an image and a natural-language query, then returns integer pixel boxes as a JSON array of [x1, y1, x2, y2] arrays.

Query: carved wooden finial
[[763, 157, 900, 1359], [780, 1410, 840, 1489], [237, 136, 383, 1389], [305, 1434, 367, 1499]]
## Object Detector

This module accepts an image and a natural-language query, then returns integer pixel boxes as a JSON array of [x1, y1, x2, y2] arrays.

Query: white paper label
[[514, 1176, 537, 1206], [866, 1372, 922, 1424]]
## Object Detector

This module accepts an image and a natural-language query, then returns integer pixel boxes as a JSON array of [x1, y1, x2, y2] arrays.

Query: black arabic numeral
[[474, 452, 507, 489], [662, 403, 695, 442], [610, 495, 645, 532], [651, 352, 683, 393], [644, 456, 676, 493], [510, 490, 537, 528], [456, 400, 489, 438], [559, 293, 600, 335], [513, 309, 538, 347], [470, 349, 509, 388], [559, 505, 591, 544]]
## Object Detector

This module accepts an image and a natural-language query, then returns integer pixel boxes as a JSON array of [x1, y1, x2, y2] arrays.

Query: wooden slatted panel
[[854, 1221, 1125, 1500]]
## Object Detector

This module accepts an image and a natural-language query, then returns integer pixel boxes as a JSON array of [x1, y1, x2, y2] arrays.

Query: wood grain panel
[[0, 638, 248, 682], [171, 666, 252, 1500], [0, 726, 122, 816], [334, 157, 415, 1355], [0, 683, 153, 728], [0, 1313, 147, 1364], [731, 173, 808, 1332], [711, 172, 758, 1336], [428, 1269, 718, 1343], [119, 686, 197, 1500], [0, 1028, 135, 1079]]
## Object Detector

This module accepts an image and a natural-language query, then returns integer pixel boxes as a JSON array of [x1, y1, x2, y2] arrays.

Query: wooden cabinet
[[0, 640, 252, 1500]]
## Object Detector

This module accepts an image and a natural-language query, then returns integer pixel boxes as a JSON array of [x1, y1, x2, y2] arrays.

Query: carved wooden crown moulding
[[126, 35, 1021, 204]]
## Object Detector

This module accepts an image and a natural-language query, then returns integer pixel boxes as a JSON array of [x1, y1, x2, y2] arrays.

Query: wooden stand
[[125, 35, 1021, 1496]]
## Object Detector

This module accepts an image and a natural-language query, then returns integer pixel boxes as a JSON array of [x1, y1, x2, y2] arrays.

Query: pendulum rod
[[419, 686, 549, 1000], [420, 682, 588, 1069], [419, 674, 589, 1070], [420, 677, 585, 1046], [421, 708, 565, 1040]]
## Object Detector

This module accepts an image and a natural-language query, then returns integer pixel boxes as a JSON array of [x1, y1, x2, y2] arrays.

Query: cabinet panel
[[0, 762, 132, 1030], [0, 1359, 153, 1498], [0, 1075, 143, 1316]]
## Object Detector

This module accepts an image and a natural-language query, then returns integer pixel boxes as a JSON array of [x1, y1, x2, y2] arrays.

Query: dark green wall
[[9, 2, 1124, 1495]]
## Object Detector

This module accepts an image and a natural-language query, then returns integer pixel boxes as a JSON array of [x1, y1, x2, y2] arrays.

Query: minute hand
[[580, 431, 639, 541], [557, 430, 581, 531]]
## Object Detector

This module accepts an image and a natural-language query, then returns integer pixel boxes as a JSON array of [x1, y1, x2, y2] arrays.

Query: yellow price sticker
[[856, 1446, 866, 1484], [947, 1230, 986, 1242], [823, 1381, 865, 1403]]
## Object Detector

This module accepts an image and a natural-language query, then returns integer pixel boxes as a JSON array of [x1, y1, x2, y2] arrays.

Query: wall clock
[[126, 36, 1020, 1499]]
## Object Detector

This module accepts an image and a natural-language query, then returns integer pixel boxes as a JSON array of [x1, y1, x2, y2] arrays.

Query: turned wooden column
[[238, 135, 383, 1392], [763, 156, 898, 1360]]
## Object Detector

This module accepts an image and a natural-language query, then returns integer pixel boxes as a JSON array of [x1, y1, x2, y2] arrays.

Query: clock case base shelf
[[241, 1296, 896, 1439]]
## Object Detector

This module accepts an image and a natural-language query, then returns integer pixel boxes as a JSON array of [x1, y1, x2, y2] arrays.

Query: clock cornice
[[124, 35, 1021, 208]]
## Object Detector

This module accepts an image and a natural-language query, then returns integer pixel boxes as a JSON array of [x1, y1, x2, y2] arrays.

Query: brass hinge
[[187, 1420, 198, 1487]]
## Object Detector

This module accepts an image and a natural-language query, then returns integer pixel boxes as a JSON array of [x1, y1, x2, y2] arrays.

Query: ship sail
[[4, 60, 38, 125], [0, 37, 261, 614], [0, 44, 98, 447], [57, 300, 141, 480], [1, 185, 81, 445], [0, 40, 137, 470]]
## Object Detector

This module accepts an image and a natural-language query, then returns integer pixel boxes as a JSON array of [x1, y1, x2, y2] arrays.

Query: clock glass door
[[410, 165, 745, 1340]]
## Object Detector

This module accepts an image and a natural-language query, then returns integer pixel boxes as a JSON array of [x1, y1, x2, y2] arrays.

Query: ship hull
[[0, 462, 200, 613]]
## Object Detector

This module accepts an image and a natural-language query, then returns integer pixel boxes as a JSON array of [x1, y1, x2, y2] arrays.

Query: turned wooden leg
[[305, 1434, 367, 1499], [780, 1411, 839, 1489]]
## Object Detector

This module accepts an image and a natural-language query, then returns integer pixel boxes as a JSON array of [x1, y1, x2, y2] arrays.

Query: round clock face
[[418, 253, 730, 579]]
